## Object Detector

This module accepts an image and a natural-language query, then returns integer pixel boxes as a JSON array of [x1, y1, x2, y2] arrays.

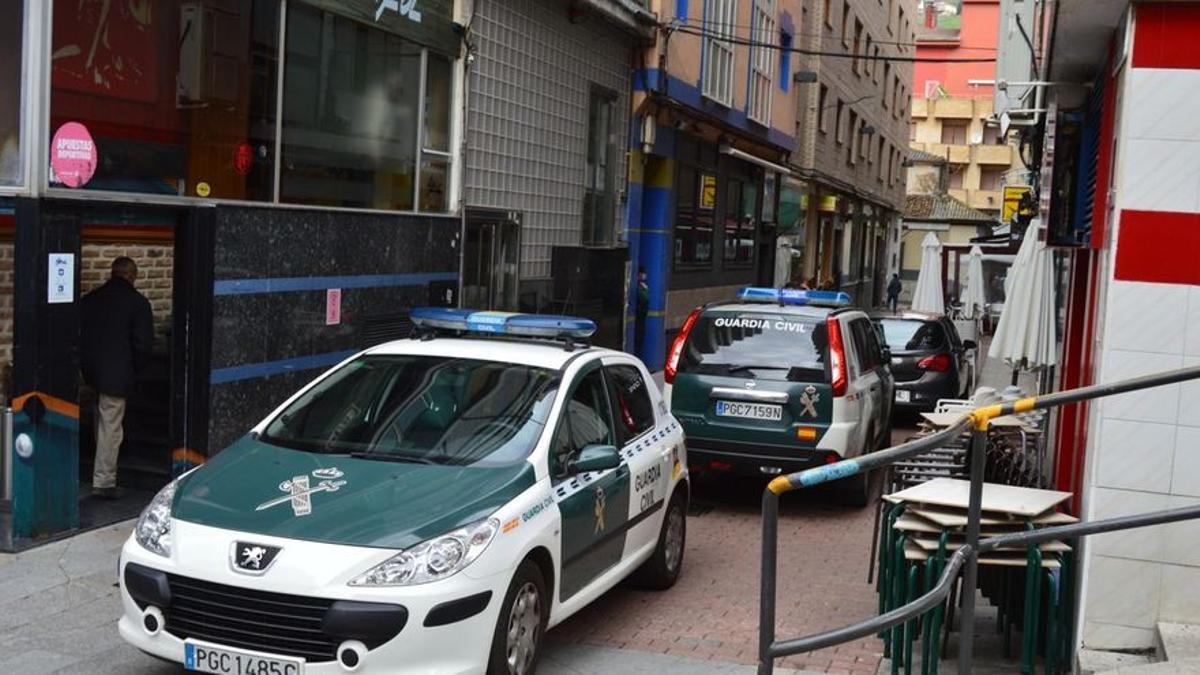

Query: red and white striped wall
[[1077, 1, 1200, 652]]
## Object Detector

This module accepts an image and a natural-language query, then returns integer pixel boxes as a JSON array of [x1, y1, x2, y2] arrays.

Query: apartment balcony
[[922, 143, 971, 164], [930, 98, 975, 119], [974, 144, 1015, 165]]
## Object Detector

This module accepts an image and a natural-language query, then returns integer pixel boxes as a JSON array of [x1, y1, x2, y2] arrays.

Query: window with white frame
[[703, 0, 738, 106], [749, 0, 777, 124]]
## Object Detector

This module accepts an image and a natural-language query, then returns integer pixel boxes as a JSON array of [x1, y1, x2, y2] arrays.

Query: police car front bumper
[[117, 519, 508, 674]]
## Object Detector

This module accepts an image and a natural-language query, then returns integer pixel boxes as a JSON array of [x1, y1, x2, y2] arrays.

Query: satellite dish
[[999, 111, 1012, 138]]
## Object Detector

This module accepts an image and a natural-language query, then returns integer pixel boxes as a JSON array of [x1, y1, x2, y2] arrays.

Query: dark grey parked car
[[870, 312, 975, 412]]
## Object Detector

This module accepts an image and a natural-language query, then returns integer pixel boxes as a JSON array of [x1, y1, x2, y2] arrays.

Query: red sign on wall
[[52, 0, 158, 103]]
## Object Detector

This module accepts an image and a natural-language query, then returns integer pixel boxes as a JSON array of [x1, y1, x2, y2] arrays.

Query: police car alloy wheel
[[115, 309, 689, 674], [489, 560, 547, 675]]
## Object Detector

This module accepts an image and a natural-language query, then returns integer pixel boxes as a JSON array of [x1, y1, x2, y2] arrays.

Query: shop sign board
[[304, 0, 458, 54], [700, 173, 717, 209], [818, 195, 839, 213], [1002, 186, 1033, 222]]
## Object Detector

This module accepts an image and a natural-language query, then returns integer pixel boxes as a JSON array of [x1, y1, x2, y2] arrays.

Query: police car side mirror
[[569, 445, 621, 474]]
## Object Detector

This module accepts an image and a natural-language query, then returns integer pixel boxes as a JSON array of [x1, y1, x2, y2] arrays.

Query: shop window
[[723, 178, 758, 265], [281, 3, 422, 210], [583, 88, 617, 246], [702, 0, 737, 106], [50, 0, 280, 199], [675, 162, 715, 267], [0, 0, 22, 186]]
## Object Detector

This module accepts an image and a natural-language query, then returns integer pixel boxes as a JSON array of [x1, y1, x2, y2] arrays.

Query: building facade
[[909, 0, 1022, 219], [2, 0, 467, 541], [787, 0, 913, 308], [627, 0, 802, 369], [1034, 0, 1200, 656], [460, 0, 650, 350]]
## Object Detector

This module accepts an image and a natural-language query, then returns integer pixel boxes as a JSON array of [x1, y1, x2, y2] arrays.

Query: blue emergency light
[[736, 287, 852, 308], [410, 307, 597, 339]]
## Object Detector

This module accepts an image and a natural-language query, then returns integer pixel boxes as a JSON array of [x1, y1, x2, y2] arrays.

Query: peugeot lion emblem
[[231, 542, 282, 575]]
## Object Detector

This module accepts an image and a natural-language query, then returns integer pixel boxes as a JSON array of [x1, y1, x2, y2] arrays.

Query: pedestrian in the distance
[[887, 273, 902, 313], [81, 257, 154, 499]]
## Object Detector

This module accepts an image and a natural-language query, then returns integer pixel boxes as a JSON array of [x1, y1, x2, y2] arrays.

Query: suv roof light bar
[[736, 287, 852, 308]]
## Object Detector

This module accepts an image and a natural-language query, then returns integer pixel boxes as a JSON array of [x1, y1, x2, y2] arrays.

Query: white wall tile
[[1082, 622, 1157, 651], [1095, 420, 1176, 493], [1120, 138, 1200, 214], [1100, 350, 1183, 425], [1162, 496, 1200, 566], [1186, 288, 1200, 358], [1126, 69, 1200, 142], [1172, 427, 1200, 498], [1105, 281, 1188, 355], [1160, 564, 1200, 625], [1084, 556, 1162, 629], [1180, 355, 1200, 429], [1088, 487, 1171, 561]]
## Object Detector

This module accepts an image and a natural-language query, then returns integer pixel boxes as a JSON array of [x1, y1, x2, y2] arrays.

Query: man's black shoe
[[92, 487, 124, 500]]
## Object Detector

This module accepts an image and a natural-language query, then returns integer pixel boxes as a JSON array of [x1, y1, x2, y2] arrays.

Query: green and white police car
[[663, 288, 892, 505], [118, 309, 688, 675]]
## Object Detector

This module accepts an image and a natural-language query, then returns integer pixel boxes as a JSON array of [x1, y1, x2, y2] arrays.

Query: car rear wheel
[[629, 488, 687, 590], [487, 560, 547, 675]]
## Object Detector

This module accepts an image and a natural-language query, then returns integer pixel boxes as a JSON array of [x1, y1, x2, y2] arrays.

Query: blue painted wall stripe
[[210, 350, 360, 385], [214, 272, 458, 296]]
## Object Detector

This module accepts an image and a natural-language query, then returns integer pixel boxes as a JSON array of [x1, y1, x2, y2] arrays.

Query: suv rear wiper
[[349, 451, 440, 465]]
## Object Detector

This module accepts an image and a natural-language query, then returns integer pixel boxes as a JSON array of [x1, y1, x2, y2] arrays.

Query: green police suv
[[663, 288, 893, 504]]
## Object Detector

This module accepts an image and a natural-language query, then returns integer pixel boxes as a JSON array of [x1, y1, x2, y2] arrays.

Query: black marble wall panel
[[206, 206, 460, 454]]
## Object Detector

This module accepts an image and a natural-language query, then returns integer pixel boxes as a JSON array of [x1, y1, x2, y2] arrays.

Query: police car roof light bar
[[409, 308, 597, 346], [736, 287, 852, 308]]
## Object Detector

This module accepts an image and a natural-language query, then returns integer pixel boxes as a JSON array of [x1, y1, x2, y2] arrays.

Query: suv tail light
[[665, 308, 702, 385], [918, 353, 952, 372], [827, 316, 847, 397]]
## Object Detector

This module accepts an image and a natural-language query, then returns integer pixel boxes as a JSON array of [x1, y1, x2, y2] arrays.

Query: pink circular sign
[[51, 122, 97, 188]]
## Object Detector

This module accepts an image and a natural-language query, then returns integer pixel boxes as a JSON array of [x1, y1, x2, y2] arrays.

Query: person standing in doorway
[[887, 273, 902, 313], [635, 267, 649, 356], [81, 257, 154, 499]]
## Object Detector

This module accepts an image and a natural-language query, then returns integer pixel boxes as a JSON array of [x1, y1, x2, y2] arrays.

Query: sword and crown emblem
[[256, 468, 347, 517]]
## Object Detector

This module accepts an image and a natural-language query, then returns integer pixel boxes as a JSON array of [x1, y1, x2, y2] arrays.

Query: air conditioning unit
[[177, 3, 241, 107]]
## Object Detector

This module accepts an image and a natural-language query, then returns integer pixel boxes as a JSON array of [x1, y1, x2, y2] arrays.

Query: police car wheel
[[488, 560, 547, 675], [629, 488, 687, 590]]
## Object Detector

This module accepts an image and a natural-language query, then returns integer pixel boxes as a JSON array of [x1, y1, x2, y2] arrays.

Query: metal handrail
[[757, 365, 1200, 675]]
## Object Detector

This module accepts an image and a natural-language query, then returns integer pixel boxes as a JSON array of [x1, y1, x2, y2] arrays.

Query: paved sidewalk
[[0, 521, 820, 674]]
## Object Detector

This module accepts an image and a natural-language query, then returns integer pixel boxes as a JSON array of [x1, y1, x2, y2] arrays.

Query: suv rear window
[[876, 318, 947, 352], [677, 311, 827, 382]]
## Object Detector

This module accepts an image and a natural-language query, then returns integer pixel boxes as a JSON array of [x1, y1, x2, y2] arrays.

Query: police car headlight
[[135, 480, 178, 557], [349, 518, 500, 586]]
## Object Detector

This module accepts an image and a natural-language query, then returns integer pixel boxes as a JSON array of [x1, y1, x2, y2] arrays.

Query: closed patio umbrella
[[911, 232, 945, 314], [961, 245, 987, 320], [988, 224, 1057, 374]]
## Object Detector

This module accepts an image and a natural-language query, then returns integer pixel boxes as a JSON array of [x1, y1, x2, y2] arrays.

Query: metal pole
[[1, 407, 11, 502], [758, 490, 779, 675], [958, 426, 987, 675]]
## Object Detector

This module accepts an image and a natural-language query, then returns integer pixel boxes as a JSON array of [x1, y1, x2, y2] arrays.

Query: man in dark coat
[[887, 273, 903, 313], [81, 257, 154, 498]]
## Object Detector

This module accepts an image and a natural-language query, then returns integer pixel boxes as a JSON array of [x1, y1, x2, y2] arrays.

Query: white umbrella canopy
[[911, 232, 945, 314], [988, 224, 1057, 370], [961, 245, 987, 320]]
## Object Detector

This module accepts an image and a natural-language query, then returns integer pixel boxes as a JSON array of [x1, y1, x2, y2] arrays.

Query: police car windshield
[[261, 355, 558, 466], [678, 312, 827, 382]]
